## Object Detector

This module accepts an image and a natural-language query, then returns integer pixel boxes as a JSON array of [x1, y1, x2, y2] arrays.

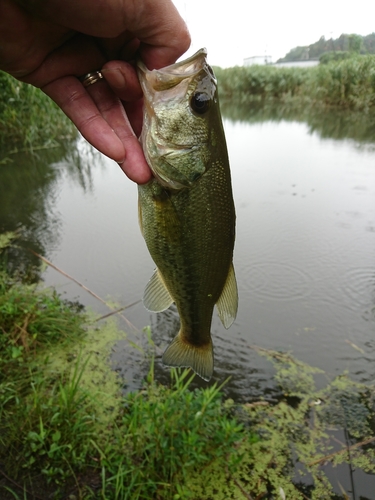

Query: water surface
[[1, 107, 374, 402]]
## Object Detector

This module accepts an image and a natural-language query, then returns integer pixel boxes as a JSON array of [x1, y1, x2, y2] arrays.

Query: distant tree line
[[278, 33, 375, 63]]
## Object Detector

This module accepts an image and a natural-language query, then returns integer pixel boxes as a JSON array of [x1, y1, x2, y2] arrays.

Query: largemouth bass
[[137, 48, 238, 381]]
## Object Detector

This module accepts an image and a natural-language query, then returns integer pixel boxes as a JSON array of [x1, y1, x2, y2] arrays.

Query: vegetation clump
[[185, 348, 375, 499], [319, 51, 354, 64], [0, 71, 76, 150], [216, 54, 375, 112], [278, 32, 374, 63]]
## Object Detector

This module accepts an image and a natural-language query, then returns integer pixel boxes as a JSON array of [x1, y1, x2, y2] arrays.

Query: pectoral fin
[[143, 268, 173, 312], [216, 263, 238, 329]]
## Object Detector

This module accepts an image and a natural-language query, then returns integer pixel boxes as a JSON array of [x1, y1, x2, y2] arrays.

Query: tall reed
[[0, 72, 76, 149], [216, 55, 375, 111]]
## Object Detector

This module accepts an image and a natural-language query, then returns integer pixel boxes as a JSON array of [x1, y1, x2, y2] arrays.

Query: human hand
[[0, 0, 190, 183]]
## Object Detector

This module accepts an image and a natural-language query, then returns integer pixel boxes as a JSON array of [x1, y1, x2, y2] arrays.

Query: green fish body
[[137, 49, 238, 381]]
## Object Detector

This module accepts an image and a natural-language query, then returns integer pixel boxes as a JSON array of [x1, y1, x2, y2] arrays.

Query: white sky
[[172, 0, 375, 67]]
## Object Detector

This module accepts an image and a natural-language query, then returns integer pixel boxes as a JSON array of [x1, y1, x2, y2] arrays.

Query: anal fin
[[216, 263, 238, 329]]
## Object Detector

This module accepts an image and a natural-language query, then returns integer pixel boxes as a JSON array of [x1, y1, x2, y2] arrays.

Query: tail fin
[[162, 332, 213, 381]]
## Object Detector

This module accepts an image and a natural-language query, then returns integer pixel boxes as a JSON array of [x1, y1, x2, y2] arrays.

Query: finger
[[84, 77, 151, 183], [101, 60, 142, 102], [121, 99, 144, 139], [20, 34, 106, 88], [21, 0, 191, 70], [128, 1, 191, 69], [42, 75, 126, 163], [97, 32, 139, 61], [0, 0, 69, 77]]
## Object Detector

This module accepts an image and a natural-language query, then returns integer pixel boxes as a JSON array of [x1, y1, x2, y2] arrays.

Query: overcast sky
[[172, 0, 374, 67]]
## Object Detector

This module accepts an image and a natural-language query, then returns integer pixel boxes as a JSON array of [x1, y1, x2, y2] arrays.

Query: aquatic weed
[[186, 348, 375, 499]]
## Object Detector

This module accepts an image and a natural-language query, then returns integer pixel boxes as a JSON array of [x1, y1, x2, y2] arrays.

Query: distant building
[[273, 60, 319, 68], [243, 55, 272, 66]]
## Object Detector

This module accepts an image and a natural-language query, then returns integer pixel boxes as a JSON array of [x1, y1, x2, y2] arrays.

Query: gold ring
[[79, 70, 104, 87]]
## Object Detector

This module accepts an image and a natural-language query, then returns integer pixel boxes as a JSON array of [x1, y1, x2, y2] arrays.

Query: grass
[[0, 71, 76, 151], [97, 369, 247, 500], [215, 54, 375, 112], [1, 235, 374, 499]]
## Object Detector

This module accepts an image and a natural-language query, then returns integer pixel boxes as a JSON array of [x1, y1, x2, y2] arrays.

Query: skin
[[0, 0, 191, 183]]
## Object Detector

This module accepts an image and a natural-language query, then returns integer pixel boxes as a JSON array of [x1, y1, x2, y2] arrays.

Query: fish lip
[[137, 48, 209, 89], [137, 48, 215, 100]]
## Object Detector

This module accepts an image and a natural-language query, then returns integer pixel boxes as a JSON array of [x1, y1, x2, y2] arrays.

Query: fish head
[[137, 49, 222, 189]]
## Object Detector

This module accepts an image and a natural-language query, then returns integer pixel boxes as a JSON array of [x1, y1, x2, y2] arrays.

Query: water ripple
[[340, 266, 375, 309], [241, 261, 313, 301]]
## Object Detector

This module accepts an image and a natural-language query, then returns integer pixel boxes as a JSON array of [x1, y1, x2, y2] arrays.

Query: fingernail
[[102, 68, 126, 89]]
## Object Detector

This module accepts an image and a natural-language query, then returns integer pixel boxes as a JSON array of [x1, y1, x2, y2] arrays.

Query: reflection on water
[[1, 105, 374, 403], [220, 99, 375, 144], [0, 140, 99, 279]]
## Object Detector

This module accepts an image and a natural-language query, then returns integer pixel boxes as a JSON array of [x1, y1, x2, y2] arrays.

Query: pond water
[[1, 103, 375, 497], [1, 105, 374, 404]]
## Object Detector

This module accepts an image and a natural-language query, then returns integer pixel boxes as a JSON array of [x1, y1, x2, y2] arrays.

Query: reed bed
[[215, 54, 375, 111], [0, 72, 76, 150]]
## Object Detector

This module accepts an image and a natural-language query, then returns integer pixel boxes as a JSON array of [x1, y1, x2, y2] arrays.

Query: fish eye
[[190, 92, 211, 115]]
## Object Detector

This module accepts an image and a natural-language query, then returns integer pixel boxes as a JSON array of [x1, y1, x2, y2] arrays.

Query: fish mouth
[[137, 48, 216, 110], [137, 48, 215, 147], [137, 49, 214, 189], [137, 51, 211, 152], [137, 48, 209, 93]]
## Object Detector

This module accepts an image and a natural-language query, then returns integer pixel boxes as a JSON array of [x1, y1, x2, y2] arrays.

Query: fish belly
[[138, 161, 235, 380]]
